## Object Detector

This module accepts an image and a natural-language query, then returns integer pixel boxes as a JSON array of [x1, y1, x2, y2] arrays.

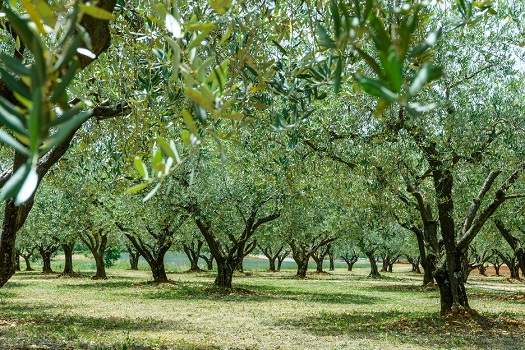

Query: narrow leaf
[[0, 129, 30, 155], [0, 54, 31, 76], [134, 156, 148, 179], [125, 182, 149, 194], [0, 163, 28, 202], [0, 68, 31, 100], [15, 165, 38, 205], [316, 24, 335, 49], [50, 60, 80, 103]]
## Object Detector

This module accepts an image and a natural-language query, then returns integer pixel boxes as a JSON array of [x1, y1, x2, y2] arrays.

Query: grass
[[2, 254, 524, 349]]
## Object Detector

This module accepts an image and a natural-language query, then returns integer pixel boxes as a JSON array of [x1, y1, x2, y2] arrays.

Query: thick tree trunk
[[92, 253, 107, 279], [329, 254, 335, 271], [150, 259, 168, 283], [478, 264, 486, 276], [366, 251, 381, 278], [215, 259, 235, 288], [268, 257, 277, 272], [422, 258, 435, 285], [435, 263, 470, 315], [39, 245, 57, 274], [295, 259, 309, 278], [381, 256, 388, 272], [313, 256, 323, 273], [62, 242, 75, 275], [344, 260, 356, 271], [494, 263, 501, 276], [40, 252, 53, 273], [341, 252, 358, 271], [0, 198, 31, 286], [235, 259, 244, 273]]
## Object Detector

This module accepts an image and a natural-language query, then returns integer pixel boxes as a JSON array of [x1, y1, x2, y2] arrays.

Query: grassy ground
[[2, 254, 525, 350]]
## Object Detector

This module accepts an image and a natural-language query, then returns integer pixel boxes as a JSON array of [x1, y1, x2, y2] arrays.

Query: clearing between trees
[[0, 260, 523, 350]]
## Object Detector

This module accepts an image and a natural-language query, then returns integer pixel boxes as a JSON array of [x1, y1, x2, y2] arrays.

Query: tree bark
[[366, 250, 381, 278], [277, 251, 288, 272], [62, 242, 75, 275], [93, 253, 107, 279], [215, 258, 235, 288], [435, 261, 470, 315], [494, 250, 519, 279], [295, 258, 309, 278], [123, 233, 170, 283], [39, 248, 54, 274], [478, 264, 486, 276], [38, 243, 59, 274], [260, 245, 285, 272], [21, 253, 34, 271]]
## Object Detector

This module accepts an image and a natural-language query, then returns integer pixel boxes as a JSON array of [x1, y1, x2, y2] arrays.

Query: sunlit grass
[[2, 255, 524, 349]]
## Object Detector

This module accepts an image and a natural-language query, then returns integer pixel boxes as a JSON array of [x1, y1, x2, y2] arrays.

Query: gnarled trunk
[[215, 258, 235, 288], [151, 259, 168, 282], [62, 242, 75, 275], [366, 251, 380, 278], [312, 255, 324, 273], [39, 244, 59, 274], [435, 261, 470, 315], [82, 231, 108, 280], [92, 252, 107, 279], [277, 250, 289, 271], [295, 259, 309, 278]]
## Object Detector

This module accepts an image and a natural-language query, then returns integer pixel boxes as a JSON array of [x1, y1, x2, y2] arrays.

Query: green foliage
[[0, 3, 103, 204], [104, 246, 121, 268]]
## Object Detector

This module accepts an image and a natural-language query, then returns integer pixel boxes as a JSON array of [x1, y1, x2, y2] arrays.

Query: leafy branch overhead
[[315, 0, 444, 116], [0, 2, 117, 204]]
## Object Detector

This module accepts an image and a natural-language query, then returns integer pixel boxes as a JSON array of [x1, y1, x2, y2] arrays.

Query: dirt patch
[[475, 266, 510, 275]]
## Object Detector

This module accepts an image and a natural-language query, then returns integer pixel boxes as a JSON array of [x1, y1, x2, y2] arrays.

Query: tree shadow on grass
[[0, 303, 213, 350], [137, 281, 381, 305], [275, 310, 525, 349], [361, 284, 439, 294]]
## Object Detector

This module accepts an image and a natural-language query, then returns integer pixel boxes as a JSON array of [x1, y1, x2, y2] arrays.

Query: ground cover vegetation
[[1, 0, 525, 347], [0, 260, 524, 349]]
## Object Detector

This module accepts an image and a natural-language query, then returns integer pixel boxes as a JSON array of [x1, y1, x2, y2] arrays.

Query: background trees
[[1, 0, 525, 321]]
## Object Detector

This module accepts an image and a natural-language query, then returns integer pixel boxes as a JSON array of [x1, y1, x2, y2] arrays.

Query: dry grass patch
[[0, 267, 524, 349]]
